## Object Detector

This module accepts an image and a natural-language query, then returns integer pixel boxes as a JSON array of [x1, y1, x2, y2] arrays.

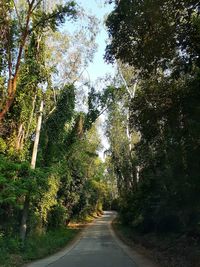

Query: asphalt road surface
[[48, 211, 137, 267]]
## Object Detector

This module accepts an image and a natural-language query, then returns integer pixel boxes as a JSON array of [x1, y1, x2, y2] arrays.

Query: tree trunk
[[0, 77, 17, 121], [31, 100, 43, 169], [19, 194, 30, 243], [16, 123, 24, 150], [20, 100, 44, 243], [0, 1, 34, 122]]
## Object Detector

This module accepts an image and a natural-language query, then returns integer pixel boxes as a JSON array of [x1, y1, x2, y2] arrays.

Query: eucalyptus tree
[[105, 0, 200, 231], [0, 0, 77, 122], [46, 12, 98, 87]]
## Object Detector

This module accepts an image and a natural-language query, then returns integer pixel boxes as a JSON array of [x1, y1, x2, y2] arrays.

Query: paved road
[[49, 211, 137, 267]]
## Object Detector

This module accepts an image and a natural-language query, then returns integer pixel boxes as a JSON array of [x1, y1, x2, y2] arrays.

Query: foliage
[[41, 85, 76, 165], [105, 0, 200, 236], [105, 0, 200, 75], [113, 221, 200, 267], [47, 204, 68, 229], [0, 227, 79, 267], [0, 0, 122, 264], [45, 12, 98, 86], [0, 0, 78, 122], [0, 155, 49, 234]]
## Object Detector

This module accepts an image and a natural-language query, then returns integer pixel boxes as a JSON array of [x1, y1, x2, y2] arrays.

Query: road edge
[[109, 213, 160, 267], [24, 224, 88, 267]]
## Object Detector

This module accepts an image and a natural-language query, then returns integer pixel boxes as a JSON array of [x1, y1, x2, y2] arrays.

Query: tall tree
[[105, 0, 200, 232], [105, 0, 200, 75], [0, 0, 77, 122]]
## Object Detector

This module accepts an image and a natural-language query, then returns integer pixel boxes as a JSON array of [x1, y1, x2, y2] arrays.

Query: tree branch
[[29, 2, 77, 34], [12, 0, 23, 30], [14, 0, 35, 78], [32, 0, 43, 12]]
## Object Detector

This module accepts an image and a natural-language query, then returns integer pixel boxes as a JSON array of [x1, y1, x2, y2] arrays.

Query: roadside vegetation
[[1, 1, 200, 267], [104, 1, 200, 267], [0, 1, 113, 266], [113, 219, 200, 267], [0, 227, 79, 267]]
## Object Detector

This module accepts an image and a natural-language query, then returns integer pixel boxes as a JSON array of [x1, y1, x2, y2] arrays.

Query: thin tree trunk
[[16, 123, 24, 150], [126, 110, 132, 152], [118, 64, 139, 184], [20, 100, 44, 243], [31, 100, 43, 169], [0, 77, 17, 121], [16, 92, 37, 151]]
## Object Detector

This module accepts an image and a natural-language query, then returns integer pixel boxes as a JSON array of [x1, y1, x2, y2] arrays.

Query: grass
[[0, 227, 80, 267], [112, 219, 200, 267], [0, 211, 103, 267]]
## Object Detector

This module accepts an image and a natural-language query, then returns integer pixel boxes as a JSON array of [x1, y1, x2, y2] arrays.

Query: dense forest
[[104, 1, 200, 266], [0, 0, 200, 266], [0, 1, 114, 265], [106, 0, 200, 233]]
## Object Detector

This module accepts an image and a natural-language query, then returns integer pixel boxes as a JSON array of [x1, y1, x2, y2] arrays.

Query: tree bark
[[31, 100, 43, 169], [0, 2, 34, 121], [20, 100, 43, 243], [16, 123, 24, 150]]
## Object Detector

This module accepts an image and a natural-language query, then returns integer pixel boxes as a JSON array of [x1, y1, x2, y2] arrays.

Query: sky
[[76, 0, 116, 158], [76, 0, 116, 82], [78, 0, 116, 159]]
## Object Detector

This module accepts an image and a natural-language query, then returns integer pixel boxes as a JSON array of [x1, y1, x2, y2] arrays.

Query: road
[[49, 211, 137, 267], [27, 211, 158, 267]]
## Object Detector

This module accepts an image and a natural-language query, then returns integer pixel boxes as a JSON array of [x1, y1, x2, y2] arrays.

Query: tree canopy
[[0, 0, 112, 249], [105, 0, 200, 234], [1, 1, 200, 266]]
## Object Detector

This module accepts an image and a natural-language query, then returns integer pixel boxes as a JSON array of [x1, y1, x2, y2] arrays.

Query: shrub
[[47, 204, 68, 229]]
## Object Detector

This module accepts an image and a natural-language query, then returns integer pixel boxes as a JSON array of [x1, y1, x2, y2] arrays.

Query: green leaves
[[0, 156, 48, 203], [42, 85, 75, 165], [105, 0, 200, 75], [31, 2, 77, 32], [105, 0, 200, 233]]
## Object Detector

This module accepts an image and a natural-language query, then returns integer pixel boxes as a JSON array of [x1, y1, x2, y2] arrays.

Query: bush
[[0, 138, 7, 153], [4, 237, 21, 253], [155, 214, 182, 233], [47, 204, 68, 229]]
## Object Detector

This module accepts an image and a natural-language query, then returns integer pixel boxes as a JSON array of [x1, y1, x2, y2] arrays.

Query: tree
[[105, 0, 200, 232], [0, 0, 77, 122], [45, 12, 98, 86], [0, 0, 114, 251], [105, 0, 200, 75]]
